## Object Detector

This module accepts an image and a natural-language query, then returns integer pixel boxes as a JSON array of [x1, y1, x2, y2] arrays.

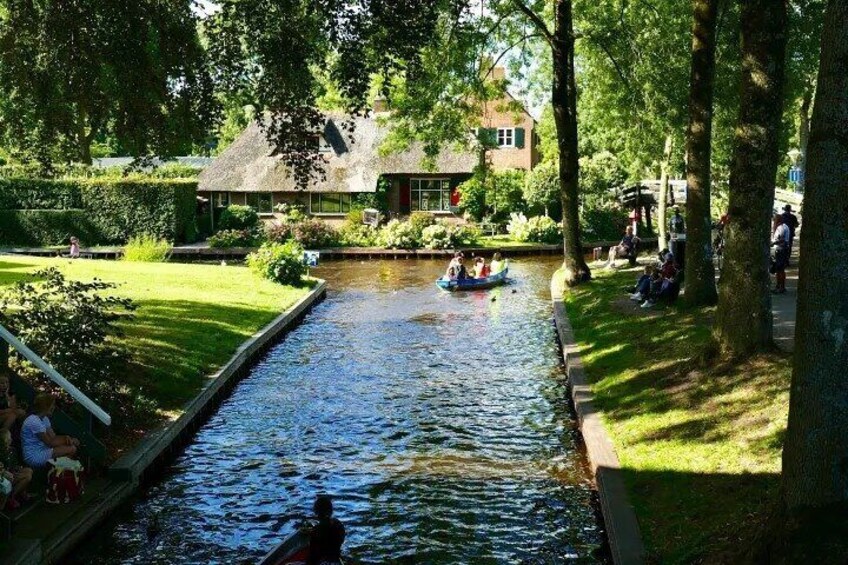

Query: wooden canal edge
[[551, 274, 646, 565], [4, 280, 327, 565]]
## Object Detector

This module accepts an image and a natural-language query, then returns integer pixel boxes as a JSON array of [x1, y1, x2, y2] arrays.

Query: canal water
[[75, 257, 604, 564]]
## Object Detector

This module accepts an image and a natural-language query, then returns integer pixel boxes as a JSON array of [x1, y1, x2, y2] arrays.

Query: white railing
[[0, 325, 111, 426]]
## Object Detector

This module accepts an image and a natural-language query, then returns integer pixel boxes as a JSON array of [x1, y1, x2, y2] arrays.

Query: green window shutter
[[515, 128, 525, 149]]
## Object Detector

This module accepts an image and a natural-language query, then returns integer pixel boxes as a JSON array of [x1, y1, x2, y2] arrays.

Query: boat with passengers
[[436, 266, 509, 291]]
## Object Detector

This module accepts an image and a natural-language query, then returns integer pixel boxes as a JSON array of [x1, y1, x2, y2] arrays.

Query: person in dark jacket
[[780, 204, 800, 259], [307, 495, 345, 565]]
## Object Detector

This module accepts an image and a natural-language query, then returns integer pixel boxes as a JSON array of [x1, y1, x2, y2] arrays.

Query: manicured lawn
[[559, 265, 790, 563], [0, 255, 309, 412], [477, 234, 551, 248]]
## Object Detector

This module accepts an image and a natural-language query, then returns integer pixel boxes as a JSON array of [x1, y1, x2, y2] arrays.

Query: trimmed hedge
[[80, 180, 198, 243], [0, 178, 198, 245], [0, 210, 106, 246], [0, 178, 83, 209]]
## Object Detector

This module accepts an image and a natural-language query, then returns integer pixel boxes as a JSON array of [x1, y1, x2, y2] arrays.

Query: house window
[[310, 193, 352, 214], [246, 192, 273, 214], [411, 178, 452, 212], [497, 128, 514, 148], [213, 192, 230, 208]]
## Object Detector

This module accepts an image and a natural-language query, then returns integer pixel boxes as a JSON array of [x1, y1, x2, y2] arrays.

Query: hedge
[[80, 180, 198, 243], [0, 210, 106, 247], [0, 178, 198, 245], [0, 178, 83, 209]]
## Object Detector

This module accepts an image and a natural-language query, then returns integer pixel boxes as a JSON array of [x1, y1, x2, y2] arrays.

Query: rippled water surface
[[76, 257, 604, 564]]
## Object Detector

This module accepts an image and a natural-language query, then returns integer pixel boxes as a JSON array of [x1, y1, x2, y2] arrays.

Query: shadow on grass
[[119, 298, 300, 410]]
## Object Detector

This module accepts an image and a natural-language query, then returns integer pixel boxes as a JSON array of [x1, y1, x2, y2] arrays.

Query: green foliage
[[379, 219, 419, 249], [457, 169, 528, 222], [580, 207, 629, 243], [456, 175, 487, 221], [247, 241, 306, 286], [0, 178, 83, 209], [0, 209, 104, 246], [218, 204, 259, 231], [80, 180, 198, 243], [579, 151, 628, 209], [337, 210, 379, 247], [420, 221, 481, 249], [352, 177, 390, 212], [273, 202, 309, 224], [408, 211, 437, 239], [524, 160, 562, 219], [208, 229, 258, 249], [0, 163, 202, 181], [290, 219, 339, 248], [507, 213, 562, 244], [0, 268, 144, 417], [123, 234, 173, 263], [0, 0, 216, 164]]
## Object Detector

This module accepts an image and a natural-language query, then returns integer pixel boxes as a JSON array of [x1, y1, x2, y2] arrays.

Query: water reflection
[[75, 257, 604, 564]]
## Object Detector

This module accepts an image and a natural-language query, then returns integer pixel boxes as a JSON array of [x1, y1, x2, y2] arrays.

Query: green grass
[[0, 255, 309, 412], [559, 265, 790, 563], [476, 234, 546, 248], [122, 234, 173, 262]]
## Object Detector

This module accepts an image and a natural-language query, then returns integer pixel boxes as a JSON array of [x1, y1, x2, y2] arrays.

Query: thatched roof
[[198, 115, 478, 193]]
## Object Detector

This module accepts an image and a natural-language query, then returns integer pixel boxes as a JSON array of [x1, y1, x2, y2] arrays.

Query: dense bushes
[[0, 210, 105, 246], [247, 241, 306, 285], [421, 222, 480, 249], [580, 207, 629, 242], [0, 178, 198, 245], [379, 219, 419, 249], [208, 229, 257, 248], [337, 210, 379, 247], [507, 213, 562, 244], [218, 204, 259, 231]]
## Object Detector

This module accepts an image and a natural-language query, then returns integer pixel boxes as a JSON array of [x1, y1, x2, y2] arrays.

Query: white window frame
[[213, 192, 230, 208], [410, 178, 452, 212], [497, 127, 515, 148], [310, 192, 352, 215]]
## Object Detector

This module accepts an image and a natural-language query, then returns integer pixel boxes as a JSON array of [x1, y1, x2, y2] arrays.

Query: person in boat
[[444, 266, 458, 281], [307, 494, 345, 565], [447, 252, 469, 280], [489, 252, 505, 275], [474, 257, 490, 279]]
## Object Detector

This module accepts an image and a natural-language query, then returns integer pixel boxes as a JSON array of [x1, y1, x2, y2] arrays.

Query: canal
[[75, 257, 605, 564]]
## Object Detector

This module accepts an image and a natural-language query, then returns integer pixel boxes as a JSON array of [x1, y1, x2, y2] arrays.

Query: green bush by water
[[247, 241, 306, 285], [218, 204, 259, 231], [208, 229, 258, 248], [0, 209, 105, 247], [123, 234, 173, 262]]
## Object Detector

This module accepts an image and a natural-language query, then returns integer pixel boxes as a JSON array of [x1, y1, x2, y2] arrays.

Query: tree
[[524, 160, 561, 218], [683, 0, 720, 306], [764, 1, 848, 558], [714, 0, 788, 355], [0, 0, 216, 165]]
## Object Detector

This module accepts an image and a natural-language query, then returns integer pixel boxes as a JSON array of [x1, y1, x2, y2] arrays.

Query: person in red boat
[[307, 494, 345, 565]]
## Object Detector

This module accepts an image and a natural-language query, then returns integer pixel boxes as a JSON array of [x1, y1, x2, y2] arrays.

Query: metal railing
[[0, 324, 111, 426]]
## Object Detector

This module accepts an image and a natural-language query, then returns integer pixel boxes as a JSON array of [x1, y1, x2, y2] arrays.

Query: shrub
[[247, 241, 306, 285], [452, 223, 481, 246], [208, 229, 257, 248], [274, 202, 309, 224], [507, 213, 562, 244], [0, 178, 83, 209], [0, 268, 146, 420], [408, 211, 437, 239], [290, 219, 339, 248], [264, 222, 294, 244], [581, 207, 629, 242], [123, 234, 173, 262], [337, 210, 379, 247], [421, 223, 452, 249], [379, 219, 419, 249], [0, 209, 105, 246], [218, 204, 259, 231]]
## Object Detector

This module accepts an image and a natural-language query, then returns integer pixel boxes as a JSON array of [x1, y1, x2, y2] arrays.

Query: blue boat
[[436, 268, 509, 291]]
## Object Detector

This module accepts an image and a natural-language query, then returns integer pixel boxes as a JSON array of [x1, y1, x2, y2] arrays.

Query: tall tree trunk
[[714, 0, 787, 356], [757, 3, 848, 559], [783, 0, 848, 511], [684, 0, 719, 306], [658, 134, 673, 250], [798, 87, 812, 191], [552, 0, 590, 285]]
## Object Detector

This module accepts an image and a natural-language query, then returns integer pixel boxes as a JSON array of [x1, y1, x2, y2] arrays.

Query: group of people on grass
[[0, 373, 80, 511], [444, 251, 506, 281], [626, 249, 682, 309], [771, 204, 799, 294]]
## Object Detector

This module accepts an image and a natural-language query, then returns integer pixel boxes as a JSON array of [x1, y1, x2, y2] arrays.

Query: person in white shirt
[[21, 394, 79, 468]]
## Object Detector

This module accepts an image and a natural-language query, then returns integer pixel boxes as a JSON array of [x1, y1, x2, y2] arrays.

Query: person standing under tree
[[668, 206, 686, 268], [780, 204, 800, 259]]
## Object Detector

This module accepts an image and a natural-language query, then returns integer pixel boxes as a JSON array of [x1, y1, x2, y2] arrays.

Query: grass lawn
[[559, 263, 790, 563], [0, 255, 309, 414], [477, 234, 552, 248]]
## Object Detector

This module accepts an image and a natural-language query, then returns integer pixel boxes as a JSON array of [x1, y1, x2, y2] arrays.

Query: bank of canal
[[73, 257, 605, 564]]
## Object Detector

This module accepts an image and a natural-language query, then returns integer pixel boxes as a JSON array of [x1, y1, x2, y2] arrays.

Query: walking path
[[772, 256, 798, 353]]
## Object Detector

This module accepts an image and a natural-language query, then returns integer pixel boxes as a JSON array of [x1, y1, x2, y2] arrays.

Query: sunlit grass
[[0, 255, 309, 410], [476, 235, 546, 248], [559, 265, 790, 563]]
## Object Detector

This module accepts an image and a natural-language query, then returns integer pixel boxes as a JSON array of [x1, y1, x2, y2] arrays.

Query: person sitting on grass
[[21, 394, 80, 469], [604, 226, 636, 268], [68, 236, 80, 259], [0, 373, 26, 432], [0, 428, 32, 511], [641, 261, 682, 309], [629, 265, 655, 302]]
